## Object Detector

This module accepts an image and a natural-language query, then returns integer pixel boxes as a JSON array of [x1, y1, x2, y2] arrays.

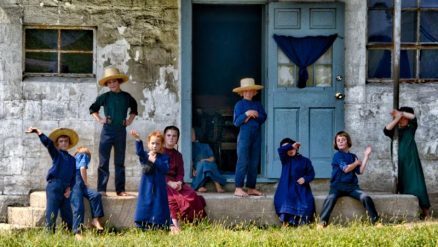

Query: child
[[89, 67, 138, 196], [71, 146, 104, 240], [191, 128, 226, 193], [274, 138, 315, 226], [384, 107, 431, 218], [130, 130, 171, 230], [232, 78, 267, 197], [26, 127, 78, 232], [318, 131, 379, 227]]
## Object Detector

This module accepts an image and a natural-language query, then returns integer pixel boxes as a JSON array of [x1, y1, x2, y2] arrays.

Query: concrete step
[[11, 191, 420, 228]]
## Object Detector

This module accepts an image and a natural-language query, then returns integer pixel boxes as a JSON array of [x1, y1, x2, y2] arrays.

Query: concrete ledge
[[8, 192, 420, 228]]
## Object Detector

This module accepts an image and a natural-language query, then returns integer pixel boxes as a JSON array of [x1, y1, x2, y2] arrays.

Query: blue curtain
[[273, 34, 337, 88]]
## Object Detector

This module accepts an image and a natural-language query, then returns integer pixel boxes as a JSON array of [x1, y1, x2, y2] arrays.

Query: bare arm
[[91, 112, 106, 124], [80, 167, 88, 186], [125, 113, 136, 126], [343, 159, 361, 173], [359, 146, 372, 174], [201, 156, 215, 162], [385, 110, 402, 131]]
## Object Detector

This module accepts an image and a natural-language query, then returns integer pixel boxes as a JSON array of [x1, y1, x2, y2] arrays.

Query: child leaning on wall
[[383, 107, 431, 219], [26, 127, 78, 233], [232, 78, 267, 197]]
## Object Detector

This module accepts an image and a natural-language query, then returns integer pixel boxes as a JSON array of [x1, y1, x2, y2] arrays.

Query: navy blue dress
[[134, 140, 171, 229], [274, 143, 315, 225]]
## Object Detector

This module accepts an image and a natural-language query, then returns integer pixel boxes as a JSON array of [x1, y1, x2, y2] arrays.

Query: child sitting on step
[[130, 130, 171, 230], [71, 146, 104, 240], [318, 131, 380, 228]]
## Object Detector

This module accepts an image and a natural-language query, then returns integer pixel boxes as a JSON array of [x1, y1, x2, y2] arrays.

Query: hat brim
[[232, 85, 264, 93], [98, 74, 129, 86], [48, 128, 79, 149]]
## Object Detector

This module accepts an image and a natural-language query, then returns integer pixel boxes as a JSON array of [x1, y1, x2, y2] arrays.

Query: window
[[24, 26, 95, 76], [367, 0, 438, 83]]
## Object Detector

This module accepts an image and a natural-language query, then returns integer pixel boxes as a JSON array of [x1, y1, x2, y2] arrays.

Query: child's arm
[[385, 109, 403, 131], [80, 167, 88, 186], [277, 143, 293, 164], [255, 104, 267, 124], [233, 102, 250, 127], [89, 95, 107, 124], [359, 146, 372, 174], [125, 95, 138, 126], [26, 127, 59, 160], [298, 158, 315, 185]]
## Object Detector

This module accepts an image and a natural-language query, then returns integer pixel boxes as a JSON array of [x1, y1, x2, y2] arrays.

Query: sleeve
[[154, 154, 170, 175], [128, 93, 138, 115], [383, 126, 394, 139], [76, 153, 89, 169], [302, 158, 315, 184], [135, 140, 148, 165], [39, 134, 59, 160], [277, 144, 293, 165], [255, 103, 267, 124], [409, 117, 418, 132], [175, 153, 185, 182], [233, 101, 248, 127], [89, 94, 105, 114], [333, 153, 348, 172]]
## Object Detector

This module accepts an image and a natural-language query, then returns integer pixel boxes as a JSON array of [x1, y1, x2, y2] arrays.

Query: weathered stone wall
[[0, 0, 179, 221], [343, 0, 437, 215]]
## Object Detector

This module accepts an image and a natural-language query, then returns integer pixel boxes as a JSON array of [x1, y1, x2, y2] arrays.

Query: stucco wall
[[0, 0, 179, 221]]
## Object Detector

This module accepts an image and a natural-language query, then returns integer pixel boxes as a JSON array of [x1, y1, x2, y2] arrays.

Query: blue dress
[[191, 141, 226, 190], [134, 140, 171, 229], [274, 143, 315, 225]]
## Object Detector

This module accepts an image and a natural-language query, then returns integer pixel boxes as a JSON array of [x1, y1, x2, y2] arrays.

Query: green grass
[[1, 221, 437, 247]]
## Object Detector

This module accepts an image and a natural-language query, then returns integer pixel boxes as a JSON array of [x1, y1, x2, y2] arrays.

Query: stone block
[[41, 100, 69, 120], [0, 195, 28, 223], [23, 100, 42, 120], [0, 6, 23, 24], [3, 100, 23, 119], [7, 207, 45, 227], [3, 176, 33, 195]]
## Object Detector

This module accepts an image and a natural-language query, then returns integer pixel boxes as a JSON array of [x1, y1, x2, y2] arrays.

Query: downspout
[[391, 0, 401, 194]]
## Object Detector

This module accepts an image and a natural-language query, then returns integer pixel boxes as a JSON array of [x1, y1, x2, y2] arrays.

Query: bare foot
[[247, 188, 264, 196], [375, 222, 383, 228], [117, 191, 130, 196], [91, 218, 104, 231], [214, 183, 225, 193], [316, 223, 325, 230], [75, 233, 83, 241], [197, 187, 208, 193], [170, 225, 181, 235], [234, 188, 248, 197], [99, 192, 107, 197]]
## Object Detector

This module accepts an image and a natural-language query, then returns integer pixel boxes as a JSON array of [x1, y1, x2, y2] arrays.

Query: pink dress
[[163, 147, 206, 221]]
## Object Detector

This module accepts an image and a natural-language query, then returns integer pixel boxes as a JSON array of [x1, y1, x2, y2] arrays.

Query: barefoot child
[[26, 127, 78, 232], [318, 131, 379, 227], [384, 107, 431, 218], [274, 138, 315, 226], [71, 146, 104, 239], [232, 78, 267, 197], [130, 130, 171, 230], [191, 128, 226, 193]]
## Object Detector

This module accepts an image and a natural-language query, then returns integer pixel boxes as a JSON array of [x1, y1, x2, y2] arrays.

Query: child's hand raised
[[364, 145, 372, 157], [130, 130, 141, 139], [292, 142, 301, 150], [25, 127, 41, 135]]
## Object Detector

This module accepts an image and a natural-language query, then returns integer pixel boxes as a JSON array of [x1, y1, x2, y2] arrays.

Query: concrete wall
[[0, 0, 179, 221]]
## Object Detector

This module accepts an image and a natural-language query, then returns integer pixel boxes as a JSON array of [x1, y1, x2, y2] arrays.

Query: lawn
[[1, 221, 437, 247]]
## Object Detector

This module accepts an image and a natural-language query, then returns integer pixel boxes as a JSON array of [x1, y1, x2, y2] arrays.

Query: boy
[[89, 67, 138, 196], [26, 127, 78, 232], [232, 78, 267, 197]]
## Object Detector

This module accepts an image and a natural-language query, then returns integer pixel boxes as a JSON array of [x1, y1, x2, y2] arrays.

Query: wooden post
[[392, 0, 401, 194]]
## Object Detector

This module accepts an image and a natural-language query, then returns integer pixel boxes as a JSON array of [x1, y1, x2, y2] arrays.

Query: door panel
[[266, 2, 345, 178]]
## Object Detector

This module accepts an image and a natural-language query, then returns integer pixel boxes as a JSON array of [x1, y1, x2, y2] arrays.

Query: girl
[[318, 131, 379, 227], [163, 126, 206, 234], [232, 78, 267, 197], [130, 130, 171, 230], [384, 107, 431, 219], [274, 138, 315, 226], [71, 146, 104, 240]]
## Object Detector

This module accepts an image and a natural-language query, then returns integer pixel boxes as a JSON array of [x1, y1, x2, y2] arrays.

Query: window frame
[[366, 1, 438, 83], [23, 25, 96, 78]]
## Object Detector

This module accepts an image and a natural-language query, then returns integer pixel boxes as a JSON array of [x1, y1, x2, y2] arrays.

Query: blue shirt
[[330, 151, 360, 190], [39, 134, 76, 188], [233, 99, 267, 128], [75, 153, 90, 170]]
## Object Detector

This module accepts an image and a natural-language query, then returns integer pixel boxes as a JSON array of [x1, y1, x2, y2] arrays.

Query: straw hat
[[232, 78, 264, 93], [98, 67, 129, 86], [48, 128, 79, 149]]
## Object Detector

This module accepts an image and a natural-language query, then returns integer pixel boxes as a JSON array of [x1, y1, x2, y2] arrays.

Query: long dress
[[134, 140, 171, 229], [274, 143, 315, 225], [191, 141, 226, 190], [384, 118, 431, 209], [163, 147, 206, 221]]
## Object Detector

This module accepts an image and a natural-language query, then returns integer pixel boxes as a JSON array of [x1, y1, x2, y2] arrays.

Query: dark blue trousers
[[45, 179, 73, 232], [71, 174, 104, 234], [320, 187, 379, 225], [235, 125, 261, 188], [97, 125, 127, 193]]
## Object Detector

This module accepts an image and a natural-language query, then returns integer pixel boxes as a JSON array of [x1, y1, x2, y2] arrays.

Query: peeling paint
[[117, 26, 127, 35], [97, 39, 131, 80]]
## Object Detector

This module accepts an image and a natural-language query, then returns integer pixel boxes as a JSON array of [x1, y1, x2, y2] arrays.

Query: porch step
[[8, 191, 419, 228]]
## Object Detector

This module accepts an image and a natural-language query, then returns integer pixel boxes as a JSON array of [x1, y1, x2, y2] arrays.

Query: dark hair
[[279, 137, 295, 147], [163, 125, 180, 142], [334, 131, 352, 150], [398, 106, 414, 114]]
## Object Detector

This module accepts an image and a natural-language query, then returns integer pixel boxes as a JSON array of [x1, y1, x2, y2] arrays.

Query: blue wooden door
[[265, 2, 345, 178]]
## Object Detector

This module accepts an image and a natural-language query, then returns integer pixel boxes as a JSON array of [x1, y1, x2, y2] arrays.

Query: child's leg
[[113, 129, 127, 194], [235, 128, 251, 196], [97, 128, 113, 193], [71, 185, 85, 234], [59, 195, 73, 231], [319, 190, 340, 226], [246, 130, 261, 193], [214, 182, 224, 193], [84, 188, 104, 229], [45, 182, 62, 232], [349, 189, 379, 223]]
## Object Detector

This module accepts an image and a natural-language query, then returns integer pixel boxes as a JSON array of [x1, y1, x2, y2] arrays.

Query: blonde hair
[[147, 130, 164, 153], [74, 146, 91, 157]]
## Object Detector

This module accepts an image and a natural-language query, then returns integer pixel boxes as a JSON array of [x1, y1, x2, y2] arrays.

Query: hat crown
[[103, 67, 123, 78], [240, 78, 256, 87]]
